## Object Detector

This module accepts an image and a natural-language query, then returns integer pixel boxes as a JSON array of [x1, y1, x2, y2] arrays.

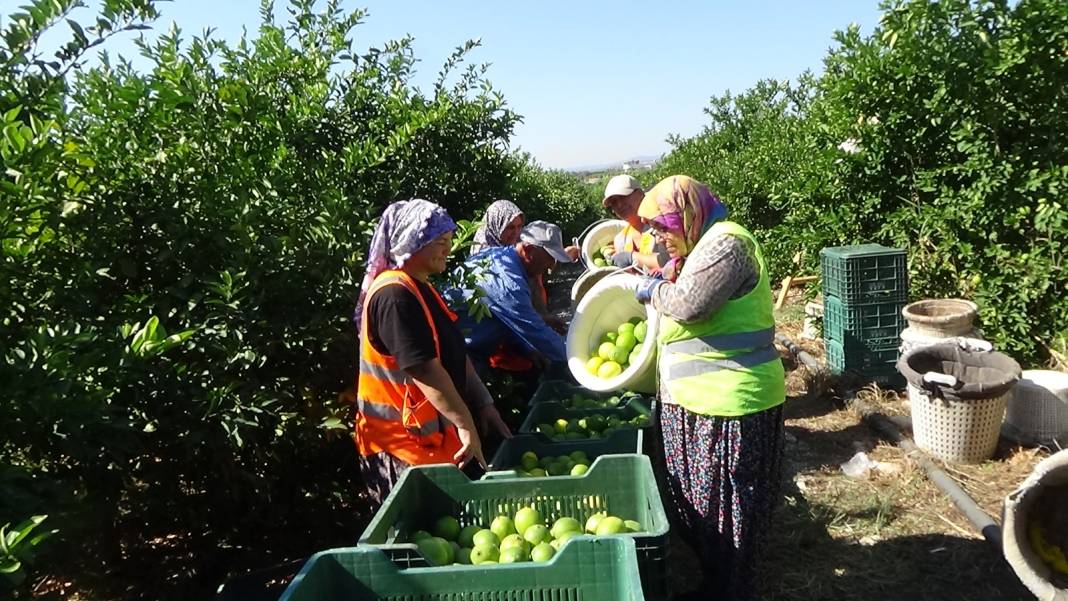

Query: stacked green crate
[[820, 244, 908, 386]]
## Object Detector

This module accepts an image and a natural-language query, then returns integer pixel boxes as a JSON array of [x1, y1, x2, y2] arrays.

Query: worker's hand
[[661, 257, 684, 282], [635, 277, 663, 304], [565, 245, 581, 261], [453, 424, 487, 469], [601, 243, 616, 259], [478, 405, 512, 440]]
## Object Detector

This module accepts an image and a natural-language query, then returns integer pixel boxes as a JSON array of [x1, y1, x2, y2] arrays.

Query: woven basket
[[908, 385, 1009, 463], [1003, 370, 1068, 447], [898, 343, 1021, 463]]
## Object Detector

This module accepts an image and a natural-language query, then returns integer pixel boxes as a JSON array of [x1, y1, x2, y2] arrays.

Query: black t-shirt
[[367, 280, 467, 395]]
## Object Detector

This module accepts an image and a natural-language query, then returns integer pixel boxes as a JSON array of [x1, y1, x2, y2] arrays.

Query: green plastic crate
[[487, 430, 644, 474], [825, 339, 904, 387], [823, 295, 906, 346], [358, 455, 669, 599], [820, 244, 908, 305], [279, 537, 645, 601], [518, 398, 654, 436]]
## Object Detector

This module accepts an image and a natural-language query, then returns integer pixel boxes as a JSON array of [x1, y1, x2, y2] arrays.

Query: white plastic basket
[[570, 265, 621, 305], [1003, 370, 1068, 447], [579, 219, 627, 266], [908, 383, 1009, 463], [566, 273, 659, 393]]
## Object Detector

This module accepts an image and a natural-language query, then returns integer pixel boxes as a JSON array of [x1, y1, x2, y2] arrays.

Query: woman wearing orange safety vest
[[353, 199, 511, 504]]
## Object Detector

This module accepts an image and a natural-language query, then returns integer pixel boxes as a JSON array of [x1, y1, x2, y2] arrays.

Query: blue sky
[[57, 1, 886, 169]]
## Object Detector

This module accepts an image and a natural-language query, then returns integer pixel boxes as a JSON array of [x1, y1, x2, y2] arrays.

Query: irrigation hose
[[775, 333, 1004, 550]]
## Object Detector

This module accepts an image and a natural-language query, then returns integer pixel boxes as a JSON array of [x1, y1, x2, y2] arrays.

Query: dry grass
[[755, 302, 1052, 601]]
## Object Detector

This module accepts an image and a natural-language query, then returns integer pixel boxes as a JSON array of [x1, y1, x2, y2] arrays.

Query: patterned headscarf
[[354, 199, 456, 330], [471, 200, 523, 253], [637, 175, 728, 255]]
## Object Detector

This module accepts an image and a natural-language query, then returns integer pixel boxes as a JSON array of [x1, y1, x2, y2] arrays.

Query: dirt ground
[[753, 299, 1048, 601]]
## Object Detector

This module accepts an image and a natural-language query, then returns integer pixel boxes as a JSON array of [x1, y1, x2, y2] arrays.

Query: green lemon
[[554, 418, 569, 434], [514, 507, 543, 536], [584, 512, 607, 534], [601, 331, 618, 344], [470, 544, 500, 565], [472, 529, 499, 548], [615, 332, 637, 352], [457, 524, 482, 548], [609, 345, 629, 365], [551, 530, 581, 550], [550, 517, 583, 539], [585, 356, 605, 375], [570, 464, 589, 476], [432, 516, 461, 542], [520, 451, 539, 471], [410, 530, 432, 543], [523, 524, 551, 546], [624, 519, 643, 533], [597, 361, 623, 379], [530, 542, 556, 562], [456, 547, 473, 564], [417, 537, 453, 566], [500, 545, 528, 563], [593, 258, 607, 267], [491, 515, 517, 541], [595, 516, 626, 535], [597, 341, 616, 360], [634, 321, 648, 342], [500, 533, 529, 552]]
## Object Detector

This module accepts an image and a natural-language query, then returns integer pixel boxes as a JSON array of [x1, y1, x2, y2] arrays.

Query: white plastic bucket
[[570, 265, 621, 305], [1003, 370, 1068, 447], [580, 219, 627, 266], [566, 273, 659, 393]]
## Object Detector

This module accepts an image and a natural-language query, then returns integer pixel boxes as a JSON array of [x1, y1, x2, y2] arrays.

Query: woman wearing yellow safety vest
[[627, 175, 786, 601], [353, 199, 511, 505]]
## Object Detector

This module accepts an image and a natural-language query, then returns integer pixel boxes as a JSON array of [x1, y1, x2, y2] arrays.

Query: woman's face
[[650, 221, 688, 258], [499, 214, 524, 246], [409, 230, 454, 275]]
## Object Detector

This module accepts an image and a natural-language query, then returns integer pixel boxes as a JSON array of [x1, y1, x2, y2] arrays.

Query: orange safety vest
[[355, 270, 463, 465]]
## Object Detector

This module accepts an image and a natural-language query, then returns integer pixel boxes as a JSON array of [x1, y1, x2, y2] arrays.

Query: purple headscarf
[[354, 199, 456, 330], [470, 199, 523, 255]]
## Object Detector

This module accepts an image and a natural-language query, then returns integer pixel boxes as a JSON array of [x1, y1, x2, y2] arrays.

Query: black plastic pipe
[[776, 333, 1003, 550]]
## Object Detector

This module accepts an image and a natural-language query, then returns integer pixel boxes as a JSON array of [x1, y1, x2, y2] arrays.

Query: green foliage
[[0, 515, 55, 591], [653, 0, 1068, 362], [1, 0, 596, 596]]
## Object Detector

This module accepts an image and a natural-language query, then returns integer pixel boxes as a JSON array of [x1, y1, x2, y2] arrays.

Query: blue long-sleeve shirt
[[446, 246, 567, 366]]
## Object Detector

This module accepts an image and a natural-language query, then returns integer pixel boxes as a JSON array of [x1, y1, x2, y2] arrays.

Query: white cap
[[602, 174, 643, 206], [520, 220, 574, 263]]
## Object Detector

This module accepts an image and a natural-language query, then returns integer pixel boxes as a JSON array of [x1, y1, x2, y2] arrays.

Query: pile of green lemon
[[408, 507, 643, 566], [585, 318, 649, 379]]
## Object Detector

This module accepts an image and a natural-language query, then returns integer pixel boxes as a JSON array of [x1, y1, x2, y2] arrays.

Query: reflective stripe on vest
[[354, 270, 462, 464], [656, 221, 786, 417], [663, 327, 776, 356], [664, 345, 781, 380]]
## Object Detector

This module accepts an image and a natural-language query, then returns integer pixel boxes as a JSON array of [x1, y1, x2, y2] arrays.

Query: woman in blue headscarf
[[354, 199, 511, 504]]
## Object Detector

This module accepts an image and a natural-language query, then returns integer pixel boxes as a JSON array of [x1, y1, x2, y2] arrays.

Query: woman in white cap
[[601, 174, 671, 272]]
